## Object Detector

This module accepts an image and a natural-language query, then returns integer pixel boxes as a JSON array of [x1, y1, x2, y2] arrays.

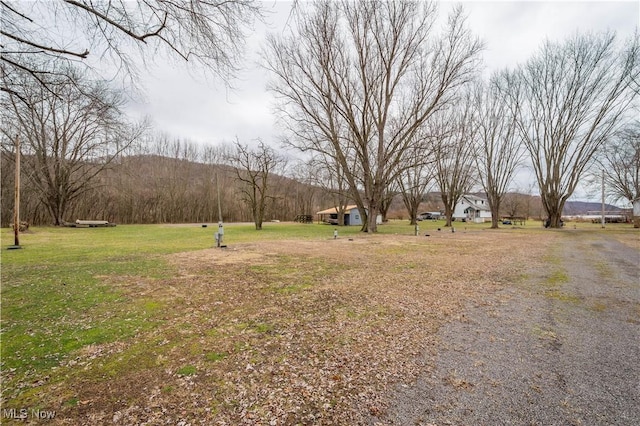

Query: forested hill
[[1, 150, 625, 226], [0, 153, 335, 226]]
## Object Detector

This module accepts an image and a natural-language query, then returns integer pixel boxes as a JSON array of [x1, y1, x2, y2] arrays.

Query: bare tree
[[599, 121, 640, 227], [306, 154, 352, 225], [145, 134, 205, 222], [265, 1, 367, 227], [397, 140, 435, 225], [1, 68, 145, 225], [379, 182, 400, 224], [502, 186, 536, 220], [1, 0, 262, 98], [473, 75, 525, 228], [1, 128, 334, 226], [275, 160, 315, 220], [226, 139, 285, 230], [264, 1, 482, 232], [512, 32, 639, 228], [432, 101, 478, 227]]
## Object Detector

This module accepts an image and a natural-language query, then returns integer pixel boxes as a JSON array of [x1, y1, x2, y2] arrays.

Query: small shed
[[316, 205, 382, 226]]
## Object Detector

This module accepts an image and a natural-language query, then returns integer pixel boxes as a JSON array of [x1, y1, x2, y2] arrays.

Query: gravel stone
[[383, 231, 640, 425]]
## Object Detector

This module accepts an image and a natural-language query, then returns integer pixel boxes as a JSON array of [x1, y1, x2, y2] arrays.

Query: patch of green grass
[[531, 325, 558, 340], [272, 281, 313, 294], [546, 269, 569, 285], [544, 289, 581, 304], [206, 328, 221, 337], [187, 341, 203, 356], [64, 397, 79, 407], [0, 226, 192, 403], [177, 365, 197, 376], [592, 260, 612, 278], [86, 338, 168, 381], [252, 322, 274, 334], [249, 254, 340, 295], [590, 301, 608, 312], [542, 253, 562, 267], [540, 263, 576, 303], [1, 283, 161, 373], [205, 352, 227, 362], [233, 341, 251, 353]]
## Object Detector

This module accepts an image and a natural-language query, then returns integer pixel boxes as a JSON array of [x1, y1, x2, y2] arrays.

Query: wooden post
[[12, 134, 22, 248]]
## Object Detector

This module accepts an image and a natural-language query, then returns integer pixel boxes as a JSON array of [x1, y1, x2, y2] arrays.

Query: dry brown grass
[[39, 230, 553, 425], [613, 229, 640, 250]]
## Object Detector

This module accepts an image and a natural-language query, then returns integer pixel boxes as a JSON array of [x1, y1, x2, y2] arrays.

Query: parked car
[[417, 212, 441, 221]]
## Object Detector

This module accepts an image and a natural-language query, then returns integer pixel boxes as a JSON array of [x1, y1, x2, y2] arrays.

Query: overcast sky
[[124, 0, 639, 200]]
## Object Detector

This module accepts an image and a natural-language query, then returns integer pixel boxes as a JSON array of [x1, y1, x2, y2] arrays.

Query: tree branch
[[1, 1, 33, 21], [63, 0, 168, 44], [0, 30, 89, 59]]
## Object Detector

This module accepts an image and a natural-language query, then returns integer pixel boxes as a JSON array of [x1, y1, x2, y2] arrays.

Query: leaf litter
[[8, 230, 551, 425]]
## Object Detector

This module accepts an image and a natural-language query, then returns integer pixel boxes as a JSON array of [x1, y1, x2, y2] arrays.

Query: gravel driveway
[[382, 230, 639, 425]]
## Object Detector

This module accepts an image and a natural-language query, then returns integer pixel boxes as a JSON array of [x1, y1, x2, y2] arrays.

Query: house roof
[[316, 205, 360, 215], [460, 195, 491, 211], [462, 194, 487, 203]]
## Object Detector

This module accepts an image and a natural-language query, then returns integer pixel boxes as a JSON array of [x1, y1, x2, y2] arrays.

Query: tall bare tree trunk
[[264, 1, 482, 233], [487, 194, 501, 229], [512, 32, 638, 228], [442, 200, 454, 227], [473, 75, 524, 229]]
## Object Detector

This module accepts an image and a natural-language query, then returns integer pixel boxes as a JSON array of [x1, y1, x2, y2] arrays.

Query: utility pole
[[10, 134, 22, 249]]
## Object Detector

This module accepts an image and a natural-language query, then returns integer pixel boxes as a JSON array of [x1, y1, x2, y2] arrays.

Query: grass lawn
[[1, 220, 635, 424]]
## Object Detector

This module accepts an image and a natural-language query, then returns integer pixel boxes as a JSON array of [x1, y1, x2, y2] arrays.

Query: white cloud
[[123, 1, 638, 201], [127, 63, 275, 144], [126, 1, 638, 145], [460, 1, 638, 74]]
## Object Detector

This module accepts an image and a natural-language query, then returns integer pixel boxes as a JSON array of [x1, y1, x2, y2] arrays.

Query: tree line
[[265, 1, 639, 230], [0, 135, 337, 227], [2, 1, 638, 230]]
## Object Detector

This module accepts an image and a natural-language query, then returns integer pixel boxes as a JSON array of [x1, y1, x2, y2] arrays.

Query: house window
[[355, 215, 359, 220]]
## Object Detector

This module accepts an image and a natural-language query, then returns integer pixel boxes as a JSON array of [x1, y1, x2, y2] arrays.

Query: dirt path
[[383, 231, 640, 425]]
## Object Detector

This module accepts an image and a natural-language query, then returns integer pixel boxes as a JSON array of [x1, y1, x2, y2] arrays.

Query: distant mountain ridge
[[464, 192, 625, 216], [563, 201, 623, 215], [468, 192, 624, 215], [421, 192, 626, 218]]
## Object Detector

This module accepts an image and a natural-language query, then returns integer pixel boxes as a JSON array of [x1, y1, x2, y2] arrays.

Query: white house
[[316, 205, 382, 226], [453, 195, 492, 223]]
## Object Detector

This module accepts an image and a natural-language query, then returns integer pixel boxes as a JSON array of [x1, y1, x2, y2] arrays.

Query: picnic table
[[502, 216, 526, 226]]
